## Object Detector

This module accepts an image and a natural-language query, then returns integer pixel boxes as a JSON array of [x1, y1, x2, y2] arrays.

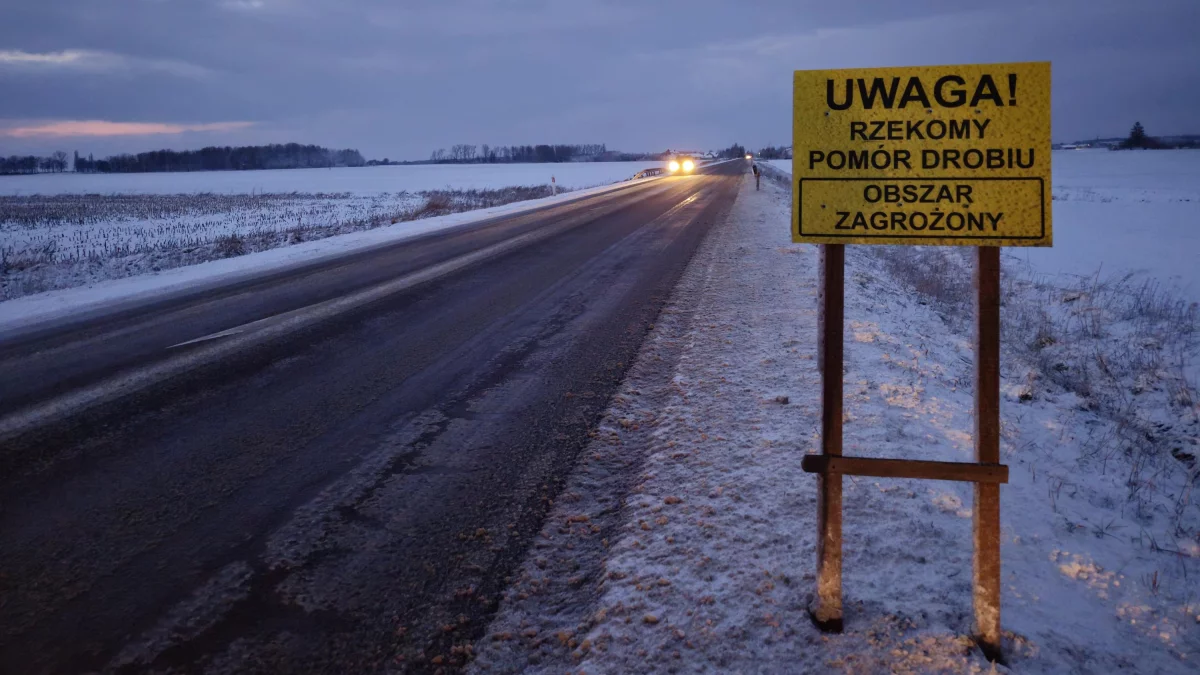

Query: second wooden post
[[973, 246, 1003, 659], [813, 243, 845, 632]]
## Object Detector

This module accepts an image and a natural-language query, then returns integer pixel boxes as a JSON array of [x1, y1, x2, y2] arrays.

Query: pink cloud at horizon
[[0, 120, 255, 138]]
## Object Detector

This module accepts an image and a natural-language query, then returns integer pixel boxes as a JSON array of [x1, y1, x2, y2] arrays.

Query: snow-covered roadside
[[0, 176, 664, 334], [470, 173, 1197, 673]]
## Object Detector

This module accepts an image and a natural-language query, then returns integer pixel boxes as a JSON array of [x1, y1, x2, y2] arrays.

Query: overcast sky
[[2, 0, 1197, 159]]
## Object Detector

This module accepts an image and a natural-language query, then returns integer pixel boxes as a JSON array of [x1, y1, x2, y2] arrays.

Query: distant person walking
[[752, 162, 760, 191]]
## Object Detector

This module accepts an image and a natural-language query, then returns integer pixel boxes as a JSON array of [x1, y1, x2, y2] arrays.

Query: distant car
[[667, 155, 696, 174]]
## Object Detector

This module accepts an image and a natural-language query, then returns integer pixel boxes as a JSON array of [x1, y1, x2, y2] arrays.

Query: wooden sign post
[[973, 246, 1003, 656], [814, 243, 845, 632], [791, 62, 1052, 661]]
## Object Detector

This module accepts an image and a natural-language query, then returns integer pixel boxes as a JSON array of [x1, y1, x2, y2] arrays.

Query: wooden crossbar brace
[[808, 245, 1006, 662], [801, 455, 1008, 484]]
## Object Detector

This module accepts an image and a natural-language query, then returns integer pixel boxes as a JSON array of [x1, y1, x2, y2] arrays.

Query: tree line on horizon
[[428, 144, 612, 163], [1116, 121, 1200, 150], [4, 139, 827, 176], [73, 144, 366, 173], [1, 143, 366, 175], [429, 143, 765, 164], [716, 143, 746, 159], [0, 151, 69, 175]]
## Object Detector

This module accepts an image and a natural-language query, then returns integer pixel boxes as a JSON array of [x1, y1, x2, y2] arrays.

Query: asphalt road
[[0, 159, 744, 673]]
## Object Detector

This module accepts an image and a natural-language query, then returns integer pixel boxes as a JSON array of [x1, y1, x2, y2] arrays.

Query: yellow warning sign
[[792, 62, 1052, 246]]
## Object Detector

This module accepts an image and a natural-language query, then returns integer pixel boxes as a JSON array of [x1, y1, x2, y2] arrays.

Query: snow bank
[[470, 173, 1198, 673]]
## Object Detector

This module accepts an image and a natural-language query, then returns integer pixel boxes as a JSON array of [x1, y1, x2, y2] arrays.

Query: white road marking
[[168, 326, 246, 348]]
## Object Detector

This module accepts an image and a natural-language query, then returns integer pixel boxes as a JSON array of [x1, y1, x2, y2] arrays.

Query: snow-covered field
[[764, 158, 792, 176], [0, 162, 666, 301], [1015, 150, 1200, 300], [469, 172, 1198, 673], [766, 150, 1200, 305], [0, 161, 664, 196]]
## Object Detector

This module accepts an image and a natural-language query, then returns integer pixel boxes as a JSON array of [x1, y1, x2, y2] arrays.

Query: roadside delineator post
[[791, 62, 1053, 661]]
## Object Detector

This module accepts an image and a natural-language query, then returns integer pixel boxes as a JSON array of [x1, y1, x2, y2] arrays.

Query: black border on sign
[[797, 177, 1046, 240]]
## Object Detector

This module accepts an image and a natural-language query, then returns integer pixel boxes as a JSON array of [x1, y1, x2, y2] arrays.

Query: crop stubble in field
[[0, 186, 565, 300]]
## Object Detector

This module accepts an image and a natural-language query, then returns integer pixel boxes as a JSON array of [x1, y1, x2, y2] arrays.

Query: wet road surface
[[0, 160, 743, 673]]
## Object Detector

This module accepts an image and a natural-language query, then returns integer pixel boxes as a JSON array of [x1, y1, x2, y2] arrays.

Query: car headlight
[[668, 160, 680, 172], [682, 160, 695, 172]]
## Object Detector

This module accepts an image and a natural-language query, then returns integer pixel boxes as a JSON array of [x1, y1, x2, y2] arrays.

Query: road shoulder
[[469, 171, 842, 672]]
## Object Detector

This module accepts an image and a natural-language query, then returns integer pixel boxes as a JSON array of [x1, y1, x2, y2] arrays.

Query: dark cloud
[[2, 0, 1197, 157]]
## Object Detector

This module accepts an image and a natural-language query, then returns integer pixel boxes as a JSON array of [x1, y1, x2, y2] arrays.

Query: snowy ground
[[764, 159, 792, 176], [468, 172, 1198, 673], [1013, 150, 1200, 300], [766, 150, 1200, 305], [0, 176, 676, 331], [0, 162, 668, 302], [0, 161, 665, 196]]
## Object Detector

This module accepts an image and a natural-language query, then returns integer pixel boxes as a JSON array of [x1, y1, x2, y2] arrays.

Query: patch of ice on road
[[472, 172, 1198, 673]]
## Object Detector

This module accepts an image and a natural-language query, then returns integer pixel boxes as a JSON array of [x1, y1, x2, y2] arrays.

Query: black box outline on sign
[[796, 176, 1046, 241]]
